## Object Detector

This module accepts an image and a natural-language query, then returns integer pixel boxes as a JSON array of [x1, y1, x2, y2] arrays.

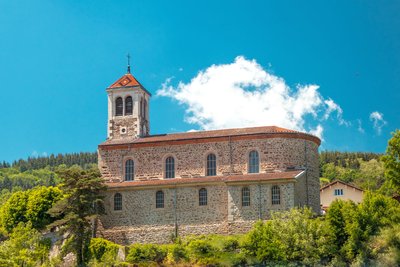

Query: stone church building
[[96, 68, 321, 245]]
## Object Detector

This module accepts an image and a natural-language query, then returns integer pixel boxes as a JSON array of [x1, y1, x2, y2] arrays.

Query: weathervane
[[127, 53, 131, 74]]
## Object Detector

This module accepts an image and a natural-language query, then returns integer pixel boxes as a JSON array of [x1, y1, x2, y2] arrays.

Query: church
[[95, 66, 321, 245]]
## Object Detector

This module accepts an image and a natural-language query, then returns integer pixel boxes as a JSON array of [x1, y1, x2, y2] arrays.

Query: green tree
[[48, 166, 106, 266], [382, 129, 400, 193], [0, 191, 28, 233], [0, 222, 51, 267], [25, 186, 63, 229]]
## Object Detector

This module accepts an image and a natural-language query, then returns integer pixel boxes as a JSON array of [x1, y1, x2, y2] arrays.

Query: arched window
[[271, 185, 280, 205], [114, 193, 122, 211], [206, 153, 217, 176], [242, 187, 250, 206], [115, 97, 123, 116], [125, 96, 133, 115], [125, 159, 134, 181], [199, 188, 207, 206], [248, 150, 259, 173], [165, 157, 175, 179], [156, 191, 164, 208]]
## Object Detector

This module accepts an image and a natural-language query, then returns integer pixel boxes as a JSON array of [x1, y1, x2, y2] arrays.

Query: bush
[[126, 244, 167, 264], [166, 243, 189, 263], [222, 237, 239, 252], [187, 239, 220, 265], [88, 238, 120, 262]]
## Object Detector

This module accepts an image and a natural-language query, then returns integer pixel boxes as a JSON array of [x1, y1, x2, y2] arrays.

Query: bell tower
[[106, 62, 151, 140]]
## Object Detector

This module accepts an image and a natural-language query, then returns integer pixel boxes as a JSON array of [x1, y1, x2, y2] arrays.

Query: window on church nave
[[125, 96, 133, 115], [248, 150, 259, 173], [199, 188, 207, 206], [242, 187, 250, 206], [156, 191, 164, 208], [165, 157, 175, 179], [114, 193, 122, 211], [271, 185, 281, 205], [206, 153, 217, 176], [125, 159, 134, 181], [115, 97, 123, 116]]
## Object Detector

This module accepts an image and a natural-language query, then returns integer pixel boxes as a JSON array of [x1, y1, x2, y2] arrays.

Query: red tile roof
[[99, 126, 321, 147], [320, 180, 363, 192], [106, 170, 305, 189], [108, 73, 140, 88]]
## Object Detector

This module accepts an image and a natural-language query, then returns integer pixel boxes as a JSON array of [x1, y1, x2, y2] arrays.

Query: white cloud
[[158, 56, 347, 139], [369, 111, 387, 135], [323, 99, 350, 126], [357, 119, 365, 134]]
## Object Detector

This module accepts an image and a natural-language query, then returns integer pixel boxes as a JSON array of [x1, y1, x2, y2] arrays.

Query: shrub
[[126, 244, 167, 264], [88, 238, 120, 262], [187, 239, 220, 265], [166, 243, 189, 263], [222, 237, 239, 252]]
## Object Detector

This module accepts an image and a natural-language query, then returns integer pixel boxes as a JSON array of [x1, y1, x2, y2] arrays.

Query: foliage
[[126, 244, 167, 264], [0, 186, 62, 233], [165, 243, 189, 264], [48, 166, 106, 266], [88, 238, 120, 266], [325, 193, 400, 263], [242, 208, 333, 265], [0, 222, 51, 267], [368, 225, 400, 266], [9, 152, 98, 171], [382, 129, 400, 193]]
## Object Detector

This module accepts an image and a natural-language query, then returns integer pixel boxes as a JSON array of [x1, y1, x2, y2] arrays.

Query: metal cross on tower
[[127, 53, 131, 74]]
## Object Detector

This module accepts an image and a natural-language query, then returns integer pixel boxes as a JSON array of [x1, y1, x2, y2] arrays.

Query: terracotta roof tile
[[320, 180, 363, 192], [108, 73, 140, 88], [99, 126, 321, 147], [106, 170, 304, 189]]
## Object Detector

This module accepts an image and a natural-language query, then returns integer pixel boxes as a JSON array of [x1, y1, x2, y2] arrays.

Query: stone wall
[[97, 182, 294, 245], [97, 135, 320, 244]]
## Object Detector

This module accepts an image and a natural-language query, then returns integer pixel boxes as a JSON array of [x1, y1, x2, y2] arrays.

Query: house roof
[[107, 73, 152, 96], [99, 125, 321, 148], [106, 170, 305, 190], [320, 180, 363, 192]]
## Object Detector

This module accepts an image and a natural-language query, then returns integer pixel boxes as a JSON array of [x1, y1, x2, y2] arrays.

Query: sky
[[0, 0, 399, 162]]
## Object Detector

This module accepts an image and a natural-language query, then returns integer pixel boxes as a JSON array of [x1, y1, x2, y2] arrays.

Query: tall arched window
[[114, 193, 122, 211], [199, 188, 207, 206], [242, 187, 250, 206], [125, 159, 134, 181], [156, 191, 164, 208], [271, 185, 281, 205], [248, 150, 259, 173], [115, 97, 123, 116], [206, 153, 217, 176], [165, 157, 175, 179], [125, 96, 133, 115]]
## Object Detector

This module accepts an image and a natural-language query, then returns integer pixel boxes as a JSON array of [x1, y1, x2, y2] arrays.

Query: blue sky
[[0, 0, 399, 162]]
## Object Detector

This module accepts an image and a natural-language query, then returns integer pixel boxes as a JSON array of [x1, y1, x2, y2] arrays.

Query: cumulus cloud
[[157, 56, 347, 139], [369, 111, 387, 135]]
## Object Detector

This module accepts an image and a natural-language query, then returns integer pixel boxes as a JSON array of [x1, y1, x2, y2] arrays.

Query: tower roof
[[107, 73, 152, 96], [108, 73, 140, 88]]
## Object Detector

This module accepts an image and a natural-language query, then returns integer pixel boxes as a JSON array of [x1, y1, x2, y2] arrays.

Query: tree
[[0, 222, 51, 267], [382, 129, 400, 193], [48, 166, 106, 266]]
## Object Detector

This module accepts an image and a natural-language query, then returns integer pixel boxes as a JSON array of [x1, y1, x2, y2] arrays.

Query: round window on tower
[[120, 127, 127, 134]]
